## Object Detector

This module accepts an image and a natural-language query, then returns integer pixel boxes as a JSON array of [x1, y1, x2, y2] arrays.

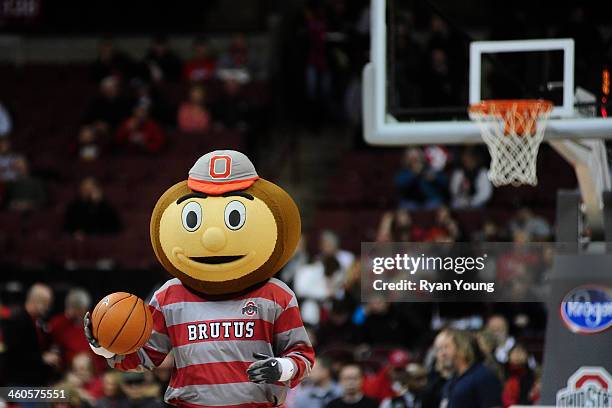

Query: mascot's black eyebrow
[[222, 191, 254, 200], [177, 192, 207, 204]]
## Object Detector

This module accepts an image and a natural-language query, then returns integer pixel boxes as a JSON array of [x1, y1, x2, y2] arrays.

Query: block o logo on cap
[[209, 155, 232, 179]]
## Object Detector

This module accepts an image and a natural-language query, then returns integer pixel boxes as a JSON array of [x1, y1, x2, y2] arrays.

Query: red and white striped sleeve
[[108, 281, 174, 371], [269, 279, 315, 388]]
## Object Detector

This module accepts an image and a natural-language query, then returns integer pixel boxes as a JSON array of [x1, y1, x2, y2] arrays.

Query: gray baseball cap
[[187, 150, 259, 194]]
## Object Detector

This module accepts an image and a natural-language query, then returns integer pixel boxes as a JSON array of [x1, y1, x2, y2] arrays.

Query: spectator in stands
[[326, 364, 378, 408], [509, 207, 552, 241], [422, 48, 455, 107], [5, 157, 47, 212], [280, 234, 308, 286], [502, 343, 536, 408], [49, 288, 106, 373], [380, 362, 428, 408], [212, 77, 253, 132], [290, 357, 342, 408], [120, 372, 164, 408], [363, 349, 411, 402], [424, 206, 461, 242], [395, 148, 448, 210], [376, 209, 426, 242], [0, 137, 24, 182], [115, 101, 165, 154], [421, 330, 454, 408], [472, 220, 503, 242], [64, 177, 121, 237], [183, 37, 217, 82], [94, 371, 127, 408], [63, 353, 104, 405], [75, 125, 104, 162], [2, 283, 60, 385], [91, 37, 134, 83], [361, 299, 415, 347], [342, 260, 361, 303], [86, 76, 131, 130], [485, 315, 515, 365], [476, 330, 505, 382], [303, 1, 332, 124], [217, 33, 257, 79], [294, 255, 342, 325], [130, 79, 175, 127], [393, 16, 425, 109], [144, 35, 183, 83], [319, 229, 355, 273], [438, 329, 502, 408], [450, 148, 493, 209], [177, 85, 212, 134], [316, 298, 361, 346], [426, 16, 467, 104]]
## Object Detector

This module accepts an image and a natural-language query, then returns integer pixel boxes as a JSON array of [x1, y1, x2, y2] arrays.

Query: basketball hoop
[[469, 99, 553, 186]]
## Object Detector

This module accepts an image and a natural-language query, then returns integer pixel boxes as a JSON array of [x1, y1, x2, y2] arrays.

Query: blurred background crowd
[[1, 0, 611, 407]]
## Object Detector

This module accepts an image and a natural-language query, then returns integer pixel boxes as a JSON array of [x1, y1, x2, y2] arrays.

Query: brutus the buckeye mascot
[[85, 150, 314, 407]]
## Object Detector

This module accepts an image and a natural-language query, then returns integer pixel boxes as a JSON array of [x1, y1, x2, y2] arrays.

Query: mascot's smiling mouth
[[172, 247, 257, 276], [190, 255, 245, 264]]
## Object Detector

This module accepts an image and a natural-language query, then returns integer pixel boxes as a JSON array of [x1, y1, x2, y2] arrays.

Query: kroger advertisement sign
[[560, 285, 612, 334]]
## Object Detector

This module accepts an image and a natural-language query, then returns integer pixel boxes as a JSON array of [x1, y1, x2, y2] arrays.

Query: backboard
[[363, 0, 612, 145]]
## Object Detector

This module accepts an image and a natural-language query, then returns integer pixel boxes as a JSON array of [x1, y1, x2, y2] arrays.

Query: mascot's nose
[[201, 227, 227, 252]]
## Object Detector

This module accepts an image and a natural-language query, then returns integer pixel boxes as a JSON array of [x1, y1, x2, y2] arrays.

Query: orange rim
[[469, 99, 553, 116], [469, 99, 553, 137]]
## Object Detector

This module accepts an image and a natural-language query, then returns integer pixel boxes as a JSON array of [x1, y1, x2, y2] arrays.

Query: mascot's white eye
[[182, 201, 202, 232], [224, 200, 246, 230]]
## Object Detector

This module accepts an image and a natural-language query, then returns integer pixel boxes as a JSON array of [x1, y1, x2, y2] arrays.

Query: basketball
[[90, 292, 153, 355]]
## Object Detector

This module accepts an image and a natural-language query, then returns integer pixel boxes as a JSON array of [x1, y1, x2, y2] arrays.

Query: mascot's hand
[[83, 312, 115, 359], [246, 353, 295, 384]]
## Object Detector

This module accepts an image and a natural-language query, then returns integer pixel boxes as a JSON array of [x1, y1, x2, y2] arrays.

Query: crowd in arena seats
[[1, 279, 546, 408], [0, 32, 269, 270]]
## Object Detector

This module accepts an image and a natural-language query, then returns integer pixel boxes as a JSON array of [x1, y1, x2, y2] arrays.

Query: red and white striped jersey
[[109, 277, 315, 408]]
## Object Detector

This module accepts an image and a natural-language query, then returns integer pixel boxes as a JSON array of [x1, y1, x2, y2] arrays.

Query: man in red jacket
[[363, 349, 411, 401], [49, 288, 107, 373], [116, 102, 165, 154]]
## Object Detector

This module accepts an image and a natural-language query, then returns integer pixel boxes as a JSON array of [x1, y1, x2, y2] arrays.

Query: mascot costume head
[[150, 150, 301, 295]]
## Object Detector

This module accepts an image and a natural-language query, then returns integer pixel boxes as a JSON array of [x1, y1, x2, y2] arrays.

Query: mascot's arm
[[271, 294, 315, 388], [85, 294, 172, 371]]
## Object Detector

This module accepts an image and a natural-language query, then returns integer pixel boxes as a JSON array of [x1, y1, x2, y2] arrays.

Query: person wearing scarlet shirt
[[183, 37, 217, 82], [49, 288, 107, 373], [502, 343, 536, 408], [325, 364, 378, 408], [362, 349, 411, 402], [62, 353, 105, 405], [424, 206, 461, 242], [177, 85, 211, 134], [376, 209, 428, 242], [116, 102, 165, 154]]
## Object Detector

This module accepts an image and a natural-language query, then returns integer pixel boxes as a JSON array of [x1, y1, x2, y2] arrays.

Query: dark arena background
[[1, 0, 611, 407]]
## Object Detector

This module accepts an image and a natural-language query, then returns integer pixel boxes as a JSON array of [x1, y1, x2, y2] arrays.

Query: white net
[[469, 100, 553, 186]]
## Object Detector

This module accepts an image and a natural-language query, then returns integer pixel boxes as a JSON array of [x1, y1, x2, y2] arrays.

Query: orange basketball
[[91, 292, 153, 355]]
